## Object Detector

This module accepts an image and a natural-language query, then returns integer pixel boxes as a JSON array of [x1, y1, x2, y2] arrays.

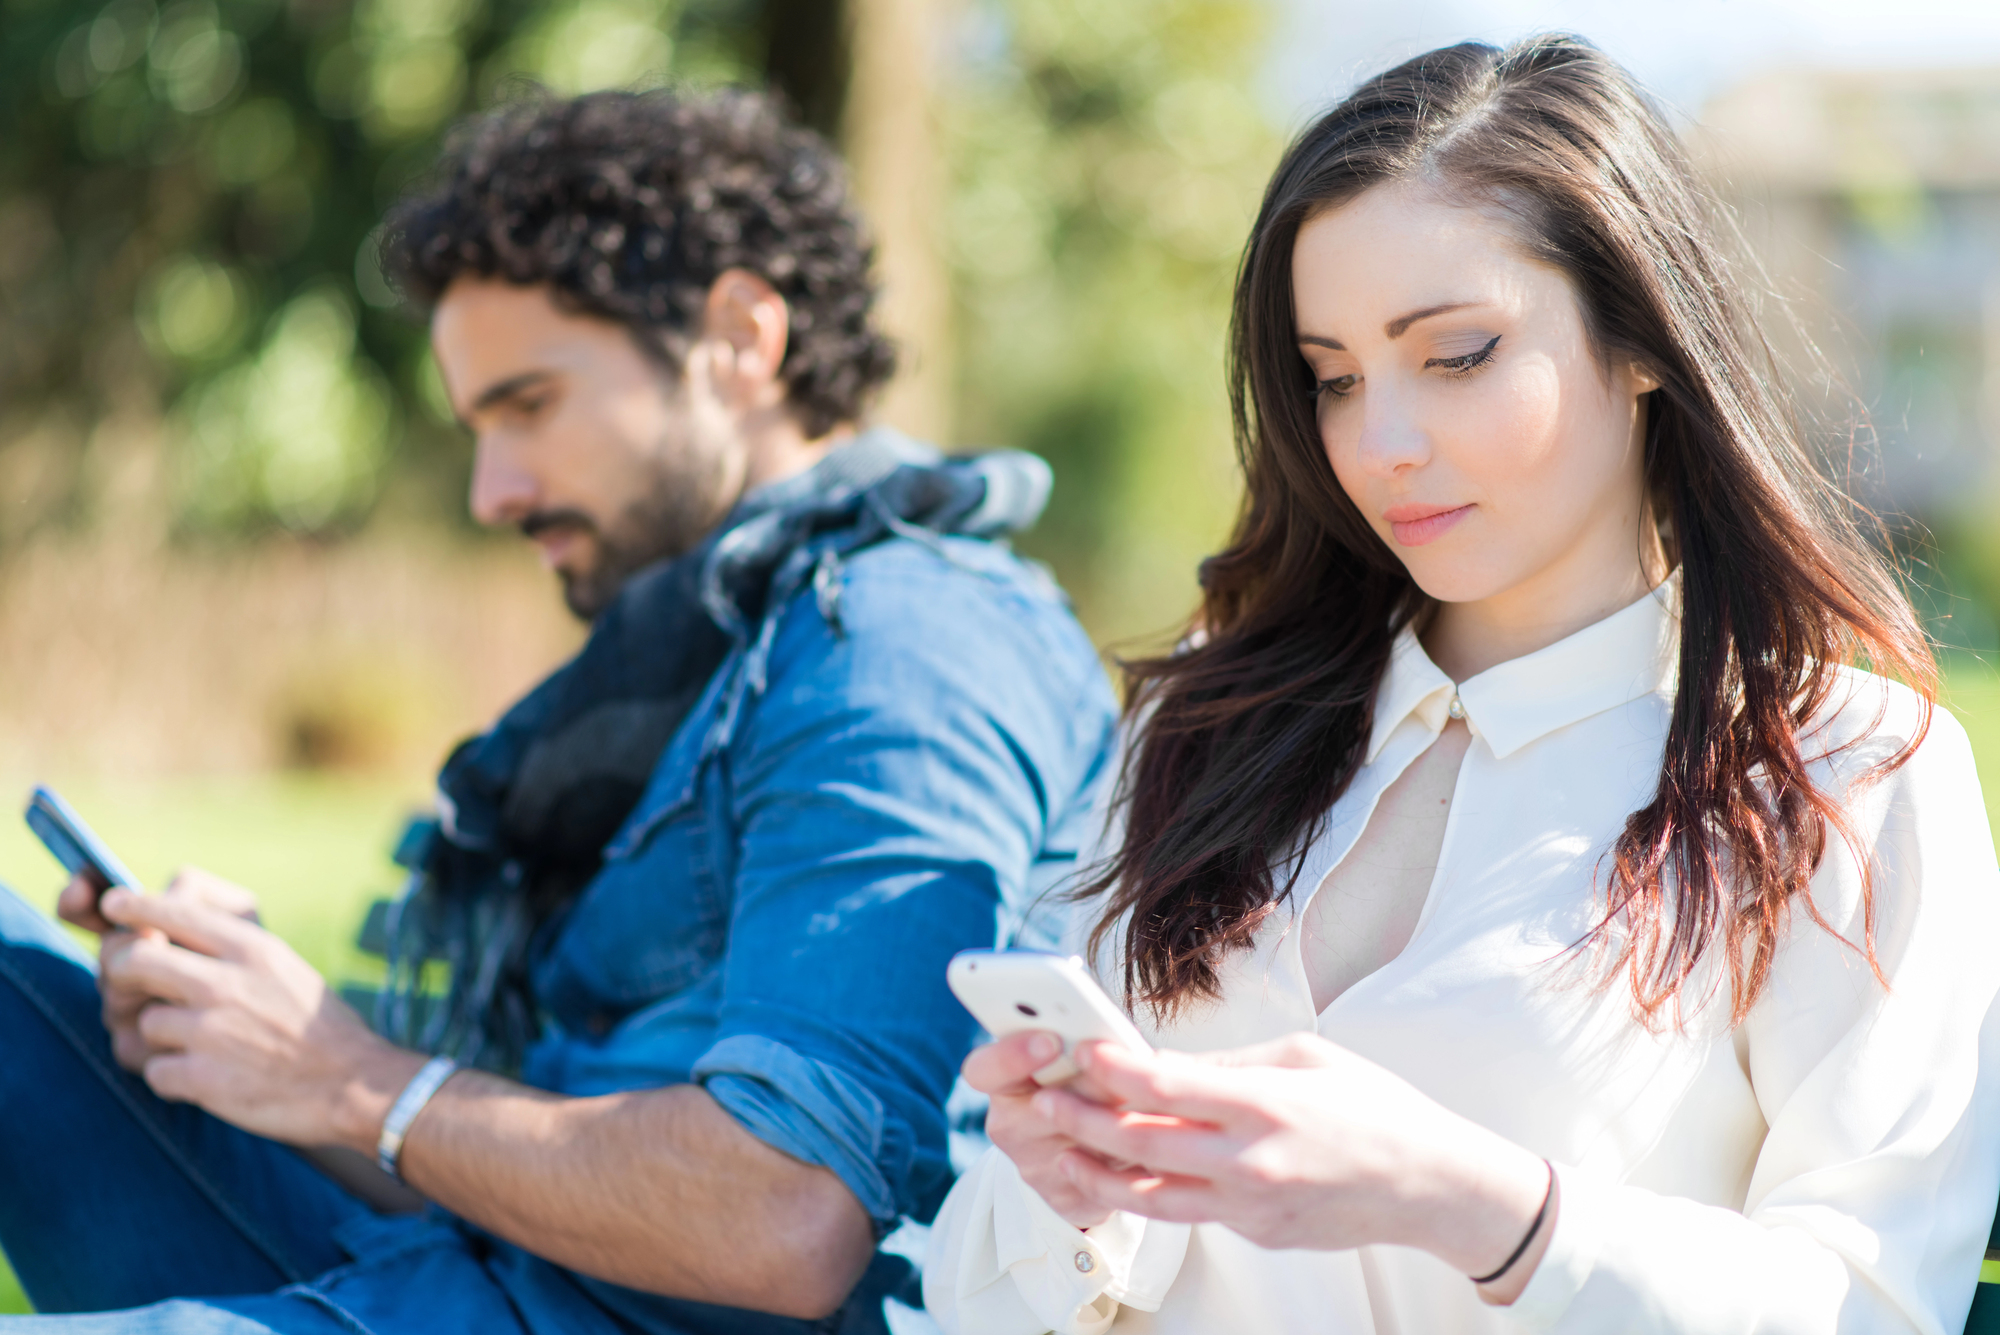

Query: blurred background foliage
[[0, 0, 1264, 788], [0, 0, 853, 546], [6, 0, 2000, 764], [0, 0, 1257, 606], [939, 0, 1265, 643]]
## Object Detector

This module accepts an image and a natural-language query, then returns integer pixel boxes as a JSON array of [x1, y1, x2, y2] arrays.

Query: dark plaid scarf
[[378, 430, 1054, 1072]]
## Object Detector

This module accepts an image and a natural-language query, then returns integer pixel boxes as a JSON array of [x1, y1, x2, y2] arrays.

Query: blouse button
[[1074, 1250, 1096, 1274], [1447, 691, 1466, 720]]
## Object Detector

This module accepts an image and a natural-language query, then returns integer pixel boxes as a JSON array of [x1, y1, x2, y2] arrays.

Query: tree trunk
[[841, 0, 954, 446]]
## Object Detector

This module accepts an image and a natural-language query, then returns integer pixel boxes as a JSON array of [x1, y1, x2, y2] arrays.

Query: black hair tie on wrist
[[1470, 1159, 1556, 1286]]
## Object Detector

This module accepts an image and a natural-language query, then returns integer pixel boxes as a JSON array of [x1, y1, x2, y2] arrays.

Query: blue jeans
[[0, 881, 512, 1333]]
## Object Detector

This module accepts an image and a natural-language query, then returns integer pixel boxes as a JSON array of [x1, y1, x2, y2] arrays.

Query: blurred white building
[[1697, 65, 2000, 520]]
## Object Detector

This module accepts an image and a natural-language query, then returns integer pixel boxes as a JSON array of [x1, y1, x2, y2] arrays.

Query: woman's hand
[[961, 1031, 1133, 1230], [1033, 1033, 1556, 1304]]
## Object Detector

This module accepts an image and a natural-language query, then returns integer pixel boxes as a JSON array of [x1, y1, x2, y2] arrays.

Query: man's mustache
[[519, 509, 598, 542]]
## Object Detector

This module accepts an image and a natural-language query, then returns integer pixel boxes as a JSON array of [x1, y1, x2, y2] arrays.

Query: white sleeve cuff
[[1498, 1160, 1601, 1331], [926, 1146, 1191, 1335]]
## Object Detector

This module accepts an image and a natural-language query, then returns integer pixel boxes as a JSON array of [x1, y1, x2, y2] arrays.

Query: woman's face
[[1292, 180, 1660, 644]]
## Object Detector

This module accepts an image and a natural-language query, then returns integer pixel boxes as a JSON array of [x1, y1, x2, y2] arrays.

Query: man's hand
[[57, 863, 262, 936], [98, 885, 426, 1153], [87, 878, 876, 1316], [60, 867, 262, 1073]]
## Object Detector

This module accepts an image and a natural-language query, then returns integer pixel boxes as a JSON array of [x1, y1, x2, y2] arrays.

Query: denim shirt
[[494, 512, 1117, 1329]]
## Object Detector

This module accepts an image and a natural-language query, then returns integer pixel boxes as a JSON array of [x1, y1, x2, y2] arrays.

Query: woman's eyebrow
[[1385, 301, 1481, 338], [1297, 301, 1489, 351]]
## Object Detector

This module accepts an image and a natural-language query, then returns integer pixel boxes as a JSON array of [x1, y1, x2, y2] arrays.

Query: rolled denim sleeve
[[694, 1034, 904, 1224], [693, 539, 1117, 1228]]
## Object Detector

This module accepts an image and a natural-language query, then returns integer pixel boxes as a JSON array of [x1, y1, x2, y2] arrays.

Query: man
[[0, 89, 1117, 1334]]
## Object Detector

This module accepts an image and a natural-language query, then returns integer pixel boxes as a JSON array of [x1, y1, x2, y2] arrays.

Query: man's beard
[[525, 453, 736, 621]]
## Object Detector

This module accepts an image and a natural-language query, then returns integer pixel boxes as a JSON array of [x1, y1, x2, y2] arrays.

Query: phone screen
[[24, 786, 143, 897]]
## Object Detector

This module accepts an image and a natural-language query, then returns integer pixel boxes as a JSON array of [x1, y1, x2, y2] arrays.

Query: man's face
[[431, 278, 742, 620]]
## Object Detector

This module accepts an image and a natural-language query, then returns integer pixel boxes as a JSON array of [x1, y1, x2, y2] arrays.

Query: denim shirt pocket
[[533, 660, 741, 1022]]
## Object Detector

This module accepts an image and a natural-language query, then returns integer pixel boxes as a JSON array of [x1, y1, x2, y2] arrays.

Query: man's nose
[[468, 439, 539, 527]]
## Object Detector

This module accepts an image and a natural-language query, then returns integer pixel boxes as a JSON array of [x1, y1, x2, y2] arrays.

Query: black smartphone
[[24, 785, 144, 899]]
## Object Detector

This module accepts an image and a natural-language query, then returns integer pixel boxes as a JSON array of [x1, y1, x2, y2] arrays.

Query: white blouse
[[925, 584, 2000, 1334]]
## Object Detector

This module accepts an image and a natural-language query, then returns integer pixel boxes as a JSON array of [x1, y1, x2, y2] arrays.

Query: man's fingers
[[103, 934, 232, 1008], [55, 874, 112, 934], [962, 1030, 1065, 1096], [142, 1051, 204, 1104], [162, 868, 261, 923], [100, 889, 263, 962], [135, 1001, 198, 1052], [110, 1024, 153, 1074]]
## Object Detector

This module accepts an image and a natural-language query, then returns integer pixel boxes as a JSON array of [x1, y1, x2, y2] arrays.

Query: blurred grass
[[3, 660, 2000, 1315], [0, 772, 428, 982], [1944, 657, 2000, 810]]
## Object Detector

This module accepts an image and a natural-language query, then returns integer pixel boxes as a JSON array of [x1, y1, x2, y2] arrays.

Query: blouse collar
[[1367, 576, 1681, 763]]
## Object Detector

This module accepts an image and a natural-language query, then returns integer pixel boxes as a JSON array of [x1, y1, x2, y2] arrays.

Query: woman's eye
[[1424, 335, 1501, 375], [1313, 374, 1359, 400]]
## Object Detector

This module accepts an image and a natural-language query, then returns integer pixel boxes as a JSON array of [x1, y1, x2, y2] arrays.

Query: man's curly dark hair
[[383, 87, 896, 438]]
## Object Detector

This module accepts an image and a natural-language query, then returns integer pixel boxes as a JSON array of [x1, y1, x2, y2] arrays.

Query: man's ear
[[701, 269, 790, 404]]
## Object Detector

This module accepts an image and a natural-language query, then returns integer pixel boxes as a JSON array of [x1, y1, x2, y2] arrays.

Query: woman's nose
[[1352, 394, 1431, 477]]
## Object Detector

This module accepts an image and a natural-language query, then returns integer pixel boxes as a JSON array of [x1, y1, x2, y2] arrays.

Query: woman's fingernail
[[1029, 1032, 1060, 1061]]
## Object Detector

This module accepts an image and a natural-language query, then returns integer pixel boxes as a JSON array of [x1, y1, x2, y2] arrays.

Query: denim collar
[[392, 427, 1055, 1072]]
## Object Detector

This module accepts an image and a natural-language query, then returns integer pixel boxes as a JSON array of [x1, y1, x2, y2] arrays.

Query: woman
[[924, 35, 2000, 1335]]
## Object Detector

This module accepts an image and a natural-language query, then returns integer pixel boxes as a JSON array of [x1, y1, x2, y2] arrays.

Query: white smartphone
[[947, 949, 1152, 1085]]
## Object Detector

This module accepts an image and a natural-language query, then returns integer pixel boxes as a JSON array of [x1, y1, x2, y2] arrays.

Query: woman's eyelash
[[1305, 335, 1500, 401], [1426, 335, 1501, 374]]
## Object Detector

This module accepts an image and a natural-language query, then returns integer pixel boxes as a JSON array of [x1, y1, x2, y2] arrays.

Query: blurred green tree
[[0, 0, 1278, 652], [0, 0, 845, 546], [941, 0, 1276, 648]]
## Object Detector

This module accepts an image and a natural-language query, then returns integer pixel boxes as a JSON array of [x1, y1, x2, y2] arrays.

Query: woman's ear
[[1628, 359, 1663, 395]]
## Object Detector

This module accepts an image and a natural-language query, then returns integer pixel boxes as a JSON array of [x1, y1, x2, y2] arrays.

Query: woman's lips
[[1383, 502, 1474, 547]]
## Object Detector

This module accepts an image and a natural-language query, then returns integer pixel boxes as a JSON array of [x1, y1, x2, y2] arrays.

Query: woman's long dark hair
[[1090, 35, 1934, 1026]]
